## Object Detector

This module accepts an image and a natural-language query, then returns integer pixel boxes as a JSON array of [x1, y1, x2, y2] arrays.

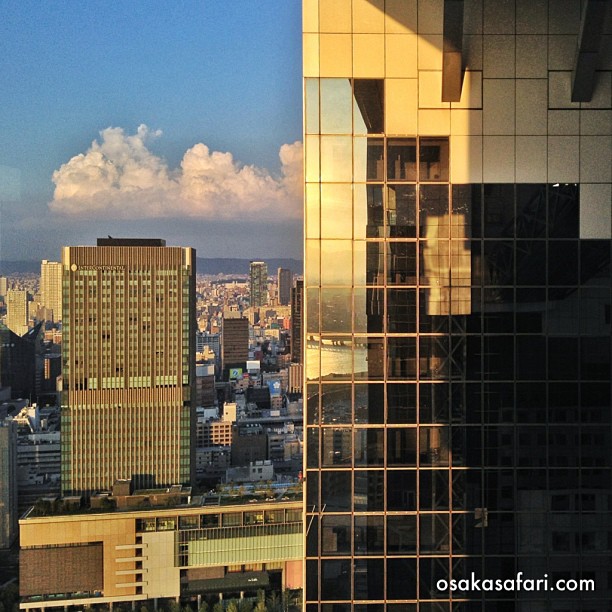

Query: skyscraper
[[303, 0, 611, 608], [278, 267, 292, 306], [5, 289, 29, 337], [0, 418, 18, 549], [249, 260, 268, 307], [221, 315, 249, 379], [40, 260, 63, 322], [290, 278, 304, 364], [61, 238, 195, 495]]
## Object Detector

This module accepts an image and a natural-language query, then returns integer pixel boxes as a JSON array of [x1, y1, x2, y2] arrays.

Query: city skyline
[[0, 2, 303, 263]]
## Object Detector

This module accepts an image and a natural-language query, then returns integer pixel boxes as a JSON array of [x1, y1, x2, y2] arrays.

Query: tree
[[253, 603, 267, 612], [238, 600, 252, 612], [212, 603, 224, 612], [226, 601, 238, 612], [167, 601, 181, 612], [198, 603, 210, 612]]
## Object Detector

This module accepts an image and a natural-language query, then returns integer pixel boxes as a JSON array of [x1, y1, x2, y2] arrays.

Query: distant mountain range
[[0, 258, 303, 276]]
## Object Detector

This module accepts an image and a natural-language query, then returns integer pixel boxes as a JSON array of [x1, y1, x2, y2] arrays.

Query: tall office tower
[[303, 0, 612, 608], [40, 259, 63, 322], [249, 260, 268, 307], [0, 276, 7, 298], [0, 418, 18, 549], [221, 316, 249, 378], [290, 278, 304, 364], [278, 267, 293, 305], [5, 289, 29, 336], [61, 238, 196, 495]]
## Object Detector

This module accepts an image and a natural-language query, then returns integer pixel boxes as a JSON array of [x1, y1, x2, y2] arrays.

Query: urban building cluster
[[0, 240, 304, 609], [0, 1, 610, 611]]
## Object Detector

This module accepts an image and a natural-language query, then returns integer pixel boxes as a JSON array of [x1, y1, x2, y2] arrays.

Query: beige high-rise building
[[61, 238, 196, 495], [5, 290, 29, 337], [40, 260, 63, 322]]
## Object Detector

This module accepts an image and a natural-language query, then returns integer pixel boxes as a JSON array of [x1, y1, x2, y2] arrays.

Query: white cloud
[[49, 125, 303, 220]]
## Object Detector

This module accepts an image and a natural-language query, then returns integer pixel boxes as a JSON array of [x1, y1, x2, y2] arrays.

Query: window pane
[[419, 137, 449, 181], [353, 79, 384, 134], [320, 78, 352, 134], [387, 138, 417, 181]]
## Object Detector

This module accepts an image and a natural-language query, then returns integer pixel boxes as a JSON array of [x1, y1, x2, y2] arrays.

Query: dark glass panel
[[419, 336, 449, 380], [387, 470, 417, 510], [387, 288, 416, 332], [482, 240, 514, 286], [419, 427, 450, 466], [516, 382, 546, 423], [320, 383, 352, 424], [515, 240, 546, 286], [306, 470, 319, 509], [515, 288, 545, 332], [354, 428, 384, 466], [322, 428, 352, 466], [548, 183, 579, 238], [419, 137, 449, 181], [353, 558, 384, 600], [387, 383, 417, 424], [306, 560, 318, 600], [354, 515, 384, 556], [353, 79, 384, 134], [580, 337, 610, 381], [419, 557, 449, 597], [354, 383, 384, 424], [365, 184, 384, 237], [366, 287, 384, 333], [387, 337, 417, 379], [387, 428, 417, 466], [387, 241, 417, 284], [483, 469, 515, 510], [452, 184, 475, 239], [321, 515, 351, 555], [483, 335, 514, 380], [354, 470, 385, 511], [366, 242, 385, 285], [516, 184, 546, 239], [548, 383, 578, 423], [307, 428, 319, 468], [580, 240, 610, 285], [419, 470, 449, 510], [321, 471, 352, 511], [548, 241, 578, 285], [387, 138, 416, 181], [306, 515, 318, 556], [387, 558, 417, 599], [420, 514, 450, 553], [516, 336, 546, 380], [387, 185, 417, 237], [306, 384, 319, 425], [387, 514, 417, 554], [321, 559, 351, 600], [548, 337, 579, 380], [483, 184, 514, 238], [484, 425, 515, 467]]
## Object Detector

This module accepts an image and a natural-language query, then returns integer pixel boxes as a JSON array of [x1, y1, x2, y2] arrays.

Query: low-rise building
[[19, 494, 302, 609]]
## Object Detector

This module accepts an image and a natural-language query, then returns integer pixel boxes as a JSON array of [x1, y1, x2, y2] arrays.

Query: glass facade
[[303, 2, 612, 609]]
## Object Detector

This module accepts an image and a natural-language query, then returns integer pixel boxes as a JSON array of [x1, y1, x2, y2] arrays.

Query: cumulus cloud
[[50, 125, 303, 220]]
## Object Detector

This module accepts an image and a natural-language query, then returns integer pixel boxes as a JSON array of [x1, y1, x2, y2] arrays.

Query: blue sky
[[0, 1, 303, 261]]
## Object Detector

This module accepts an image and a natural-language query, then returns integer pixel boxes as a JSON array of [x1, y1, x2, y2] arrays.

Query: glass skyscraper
[[303, 0, 611, 609]]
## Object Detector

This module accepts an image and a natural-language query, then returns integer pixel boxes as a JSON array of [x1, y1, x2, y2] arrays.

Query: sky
[[0, 1, 303, 262]]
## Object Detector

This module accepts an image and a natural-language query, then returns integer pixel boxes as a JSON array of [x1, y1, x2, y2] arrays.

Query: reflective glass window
[[419, 137, 449, 181], [387, 185, 417, 238], [353, 79, 384, 134], [387, 138, 416, 181]]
